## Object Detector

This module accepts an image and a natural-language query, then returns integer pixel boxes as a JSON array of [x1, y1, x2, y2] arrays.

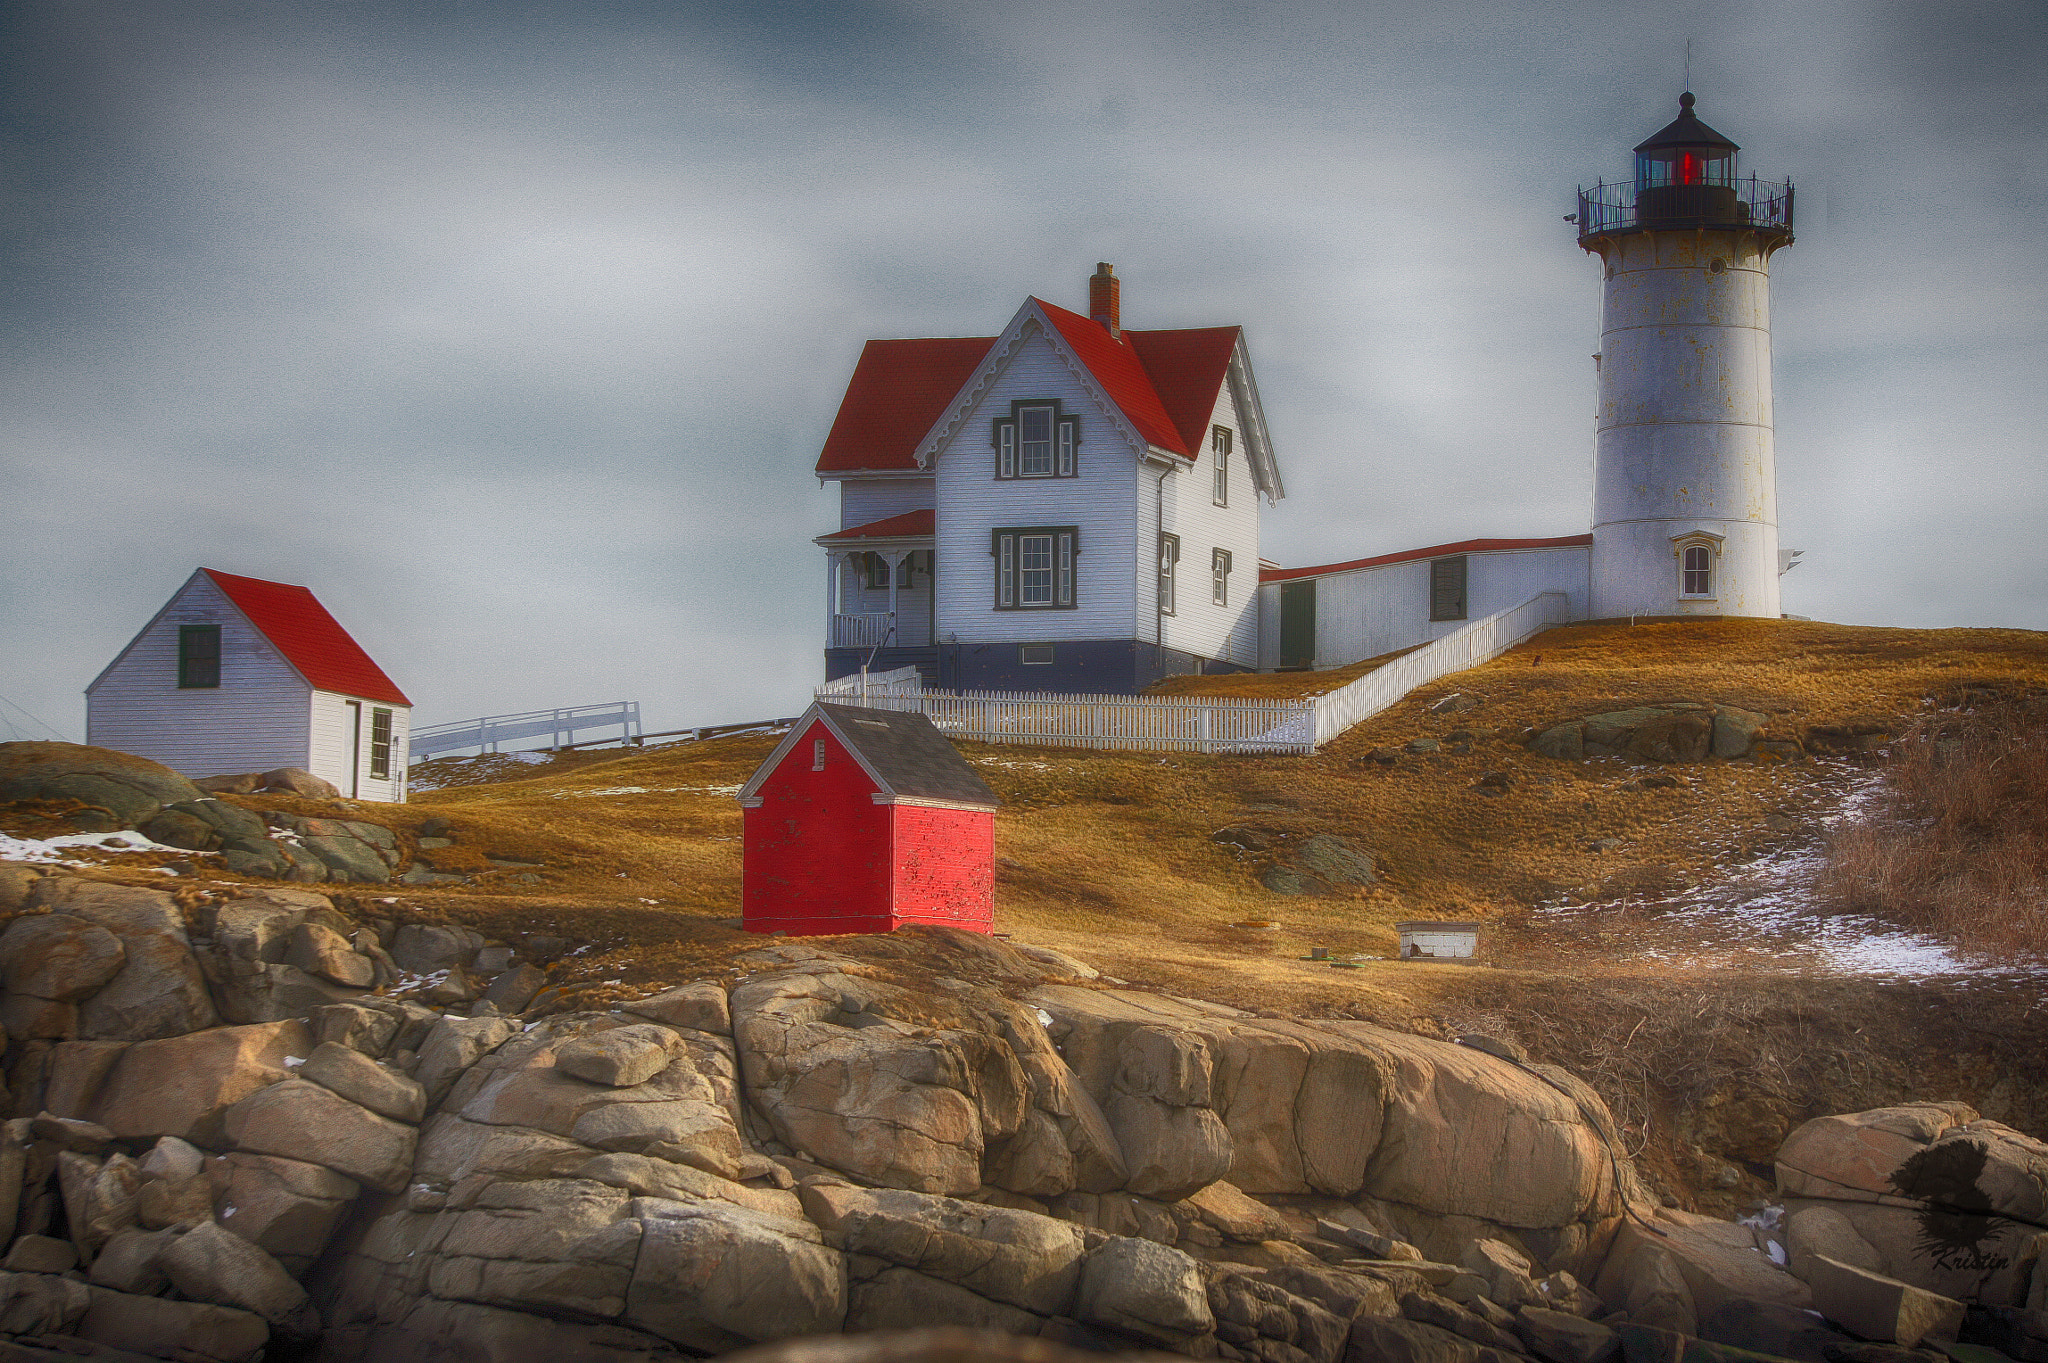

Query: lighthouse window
[[1681, 545, 1714, 597]]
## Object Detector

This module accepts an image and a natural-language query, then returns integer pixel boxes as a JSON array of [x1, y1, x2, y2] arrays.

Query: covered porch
[[817, 511, 937, 673]]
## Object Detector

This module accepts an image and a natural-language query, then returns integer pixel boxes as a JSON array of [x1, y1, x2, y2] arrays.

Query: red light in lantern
[[1680, 152, 1702, 185]]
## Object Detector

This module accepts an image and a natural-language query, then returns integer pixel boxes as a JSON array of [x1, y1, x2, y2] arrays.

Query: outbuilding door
[[1280, 580, 1316, 669], [345, 700, 362, 798]]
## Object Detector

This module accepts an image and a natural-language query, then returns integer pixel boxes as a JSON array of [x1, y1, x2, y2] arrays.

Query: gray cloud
[[3, 0, 2041, 745]]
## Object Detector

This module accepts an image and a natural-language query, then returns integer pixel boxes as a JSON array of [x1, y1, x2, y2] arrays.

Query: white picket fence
[[1309, 590, 1573, 745], [815, 590, 1573, 754]]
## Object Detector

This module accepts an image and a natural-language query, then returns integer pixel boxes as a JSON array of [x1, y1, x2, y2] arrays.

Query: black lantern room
[[1633, 91, 1740, 225]]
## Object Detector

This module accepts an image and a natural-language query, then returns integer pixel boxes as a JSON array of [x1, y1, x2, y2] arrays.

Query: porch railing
[[830, 612, 894, 648]]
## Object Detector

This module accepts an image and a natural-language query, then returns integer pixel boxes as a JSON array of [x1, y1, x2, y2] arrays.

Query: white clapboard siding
[[308, 691, 412, 801], [840, 477, 936, 526], [933, 326, 1141, 643], [86, 573, 313, 781], [1257, 544, 1592, 669], [1155, 379, 1261, 668]]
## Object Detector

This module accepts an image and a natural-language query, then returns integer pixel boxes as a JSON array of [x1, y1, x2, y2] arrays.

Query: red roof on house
[[1260, 535, 1593, 583], [816, 336, 994, 476], [818, 510, 936, 540], [814, 302, 1243, 474], [203, 569, 412, 706]]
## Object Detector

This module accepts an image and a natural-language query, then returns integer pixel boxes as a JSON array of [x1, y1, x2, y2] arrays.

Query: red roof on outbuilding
[[818, 510, 936, 540], [1260, 535, 1593, 583], [204, 569, 412, 706], [814, 301, 1244, 474]]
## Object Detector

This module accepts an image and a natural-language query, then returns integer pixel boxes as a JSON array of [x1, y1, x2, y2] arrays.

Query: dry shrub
[[1823, 691, 2048, 957]]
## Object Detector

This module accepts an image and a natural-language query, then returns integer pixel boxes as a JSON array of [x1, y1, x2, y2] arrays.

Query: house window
[[1212, 427, 1231, 506], [369, 708, 393, 779], [1681, 544, 1714, 597], [1212, 548, 1232, 607], [812, 739, 826, 771], [1020, 644, 1055, 665], [178, 625, 221, 688], [1158, 534, 1181, 616], [993, 525, 1077, 609], [994, 400, 1079, 479], [1429, 557, 1468, 621], [862, 552, 914, 590]]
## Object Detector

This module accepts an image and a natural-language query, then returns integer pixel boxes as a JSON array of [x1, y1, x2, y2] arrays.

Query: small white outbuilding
[[86, 568, 414, 801], [1396, 921, 1481, 961]]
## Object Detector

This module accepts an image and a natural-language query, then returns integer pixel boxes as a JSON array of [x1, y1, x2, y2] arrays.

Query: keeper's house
[[738, 702, 999, 936], [86, 569, 413, 801], [814, 263, 1284, 694]]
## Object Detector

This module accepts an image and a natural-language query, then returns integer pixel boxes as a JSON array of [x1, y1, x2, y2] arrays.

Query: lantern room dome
[[1633, 91, 1739, 157]]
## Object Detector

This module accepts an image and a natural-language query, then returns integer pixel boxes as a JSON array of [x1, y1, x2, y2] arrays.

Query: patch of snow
[[1, 828, 205, 864], [1528, 768, 2048, 983], [283, 1056, 304, 1068], [550, 783, 741, 799], [1035, 1008, 1055, 1028]]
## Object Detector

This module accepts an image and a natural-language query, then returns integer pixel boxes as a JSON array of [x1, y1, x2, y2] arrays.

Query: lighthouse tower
[[1578, 93, 1795, 619]]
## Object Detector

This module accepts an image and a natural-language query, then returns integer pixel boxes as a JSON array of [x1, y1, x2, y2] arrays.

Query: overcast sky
[[4, 0, 2042, 744]]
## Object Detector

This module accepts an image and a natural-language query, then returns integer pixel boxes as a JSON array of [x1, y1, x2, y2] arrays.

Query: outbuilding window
[[1429, 557, 1468, 622], [994, 400, 1079, 479], [369, 709, 393, 779], [178, 625, 221, 689], [993, 525, 1077, 609]]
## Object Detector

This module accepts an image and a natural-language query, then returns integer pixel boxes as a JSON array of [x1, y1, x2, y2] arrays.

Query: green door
[[1280, 580, 1316, 669]]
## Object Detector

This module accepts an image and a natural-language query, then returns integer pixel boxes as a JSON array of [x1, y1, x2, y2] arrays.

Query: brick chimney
[[1089, 263, 1120, 339]]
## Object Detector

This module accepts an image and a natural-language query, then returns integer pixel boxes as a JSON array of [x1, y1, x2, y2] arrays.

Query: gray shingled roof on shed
[[812, 702, 999, 807]]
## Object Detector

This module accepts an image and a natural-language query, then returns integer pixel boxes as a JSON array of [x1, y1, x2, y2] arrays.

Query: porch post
[[885, 549, 908, 647], [825, 554, 837, 644]]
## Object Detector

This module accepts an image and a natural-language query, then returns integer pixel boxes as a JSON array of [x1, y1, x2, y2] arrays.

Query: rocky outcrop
[[4, 866, 2042, 1363], [1, 744, 427, 885], [1527, 703, 1797, 764], [0, 742, 209, 832], [1766, 1103, 2048, 1307]]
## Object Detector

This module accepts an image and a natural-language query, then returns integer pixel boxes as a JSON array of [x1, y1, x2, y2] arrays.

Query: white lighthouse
[[1578, 93, 1795, 620]]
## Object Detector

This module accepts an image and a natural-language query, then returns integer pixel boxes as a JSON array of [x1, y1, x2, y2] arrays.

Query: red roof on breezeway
[[818, 510, 936, 540], [1259, 535, 1593, 583], [814, 302, 1241, 475], [204, 569, 412, 706]]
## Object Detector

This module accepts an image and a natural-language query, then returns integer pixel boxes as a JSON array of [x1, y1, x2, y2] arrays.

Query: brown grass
[[1144, 646, 1423, 698], [12, 619, 2048, 1210], [1821, 688, 2048, 959]]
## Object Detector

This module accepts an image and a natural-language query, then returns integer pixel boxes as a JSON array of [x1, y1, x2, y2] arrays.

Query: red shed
[[737, 702, 1000, 936]]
